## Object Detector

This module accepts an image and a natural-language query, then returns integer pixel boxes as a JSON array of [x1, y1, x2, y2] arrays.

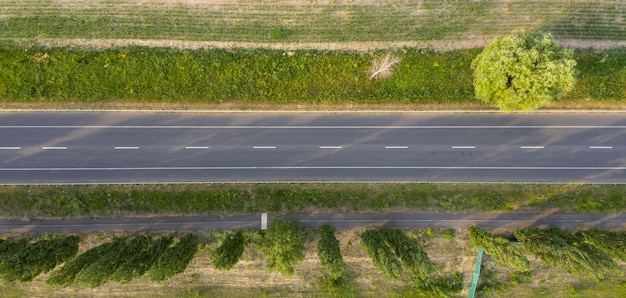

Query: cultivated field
[[0, 0, 624, 51]]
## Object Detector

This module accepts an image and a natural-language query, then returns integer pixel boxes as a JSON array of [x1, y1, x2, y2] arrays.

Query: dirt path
[[4, 212, 625, 233], [9, 38, 626, 51]]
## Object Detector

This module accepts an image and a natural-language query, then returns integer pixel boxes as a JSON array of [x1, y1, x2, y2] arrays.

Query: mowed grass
[[0, 0, 624, 42], [0, 47, 624, 105], [2, 183, 626, 218]]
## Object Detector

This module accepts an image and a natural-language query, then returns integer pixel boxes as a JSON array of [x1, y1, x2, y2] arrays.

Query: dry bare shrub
[[369, 53, 401, 80]]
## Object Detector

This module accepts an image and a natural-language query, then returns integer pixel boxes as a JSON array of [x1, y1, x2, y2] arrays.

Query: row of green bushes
[[0, 234, 197, 287], [470, 227, 626, 281], [0, 47, 623, 104]]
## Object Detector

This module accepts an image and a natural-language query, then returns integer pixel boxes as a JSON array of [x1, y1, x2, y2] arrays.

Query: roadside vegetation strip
[[0, 1, 624, 43], [2, 183, 626, 219], [0, 47, 624, 107]]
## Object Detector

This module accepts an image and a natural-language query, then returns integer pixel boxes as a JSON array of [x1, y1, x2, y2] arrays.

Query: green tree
[[514, 228, 615, 281], [379, 229, 434, 279], [75, 235, 149, 287], [360, 230, 402, 279], [0, 235, 80, 282], [317, 225, 345, 280], [258, 217, 305, 277], [469, 226, 530, 272], [47, 240, 119, 287], [471, 31, 576, 112], [582, 230, 626, 262], [110, 235, 173, 283], [147, 233, 199, 282], [211, 231, 246, 270]]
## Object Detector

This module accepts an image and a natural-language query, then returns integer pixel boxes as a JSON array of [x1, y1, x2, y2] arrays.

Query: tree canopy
[[471, 31, 576, 112], [258, 217, 305, 277]]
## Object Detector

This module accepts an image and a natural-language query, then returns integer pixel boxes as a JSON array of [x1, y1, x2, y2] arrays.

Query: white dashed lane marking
[[319, 146, 342, 149], [0, 147, 21, 150], [385, 146, 408, 149], [452, 146, 476, 149], [253, 146, 277, 149], [185, 146, 210, 149], [589, 146, 613, 149], [114, 147, 139, 150], [42, 147, 67, 150], [520, 146, 544, 149]]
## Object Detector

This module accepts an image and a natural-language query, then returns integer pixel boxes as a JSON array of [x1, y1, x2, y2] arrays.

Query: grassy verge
[[2, 183, 626, 219], [0, 47, 624, 107]]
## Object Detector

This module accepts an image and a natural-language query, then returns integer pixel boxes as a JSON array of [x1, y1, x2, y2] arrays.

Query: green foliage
[[7, 183, 626, 218], [514, 228, 618, 281], [552, 228, 621, 277], [0, 235, 79, 282], [441, 228, 455, 240], [582, 230, 626, 262], [468, 226, 530, 272], [317, 275, 358, 298], [46, 240, 118, 287], [258, 217, 305, 277], [211, 231, 245, 271], [75, 235, 149, 287], [0, 238, 29, 264], [147, 233, 199, 282], [379, 229, 434, 279], [414, 272, 464, 298], [110, 236, 174, 284], [471, 31, 577, 112], [360, 230, 402, 279], [317, 225, 345, 280]]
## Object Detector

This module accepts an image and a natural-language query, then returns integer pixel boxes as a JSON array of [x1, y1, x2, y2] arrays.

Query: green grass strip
[[2, 183, 626, 218], [0, 47, 624, 105]]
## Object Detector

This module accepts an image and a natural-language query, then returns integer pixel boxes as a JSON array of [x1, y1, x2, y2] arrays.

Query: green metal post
[[468, 248, 483, 298]]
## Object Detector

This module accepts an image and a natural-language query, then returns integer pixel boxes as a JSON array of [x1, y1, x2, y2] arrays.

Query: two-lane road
[[1, 112, 626, 183]]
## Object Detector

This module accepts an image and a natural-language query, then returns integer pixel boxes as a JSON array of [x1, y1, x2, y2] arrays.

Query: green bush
[[0, 235, 79, 282], [469, 226, 530, 272], [514, 228, 617, 281], [0, 238, 29, 264], [360, 230, 402, 279], [258, 217, 305, 277], [211, 231, 245, 270], [581, 230, 626, 262], [110, 235, 173, 284], [317, 225, 345, 280], [379, 229, 434, 279], [75, 236, 150, 287], [147, 233, 199, 282], [47, 240, 119, 287]]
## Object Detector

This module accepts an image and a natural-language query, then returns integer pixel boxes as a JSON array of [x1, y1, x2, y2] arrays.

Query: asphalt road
[[1, 112, 626, 183], [2, 213, 625, 233]]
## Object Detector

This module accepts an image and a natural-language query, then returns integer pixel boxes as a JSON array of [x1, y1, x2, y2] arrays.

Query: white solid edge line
[[589, 146, 613, 149], [385, 146, 408, 149], [2, 166, 626, 171], [451, 146, 476, 149], [42, 147, 67, 150], [185, 146, 210, 149], [5, 125, 626, 129], [253, 146, 277, 149], [114, 147, 139, 149], [520, 146, 545, 149], [319, 146, 342, 149], [0, 147, 21, 150]]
